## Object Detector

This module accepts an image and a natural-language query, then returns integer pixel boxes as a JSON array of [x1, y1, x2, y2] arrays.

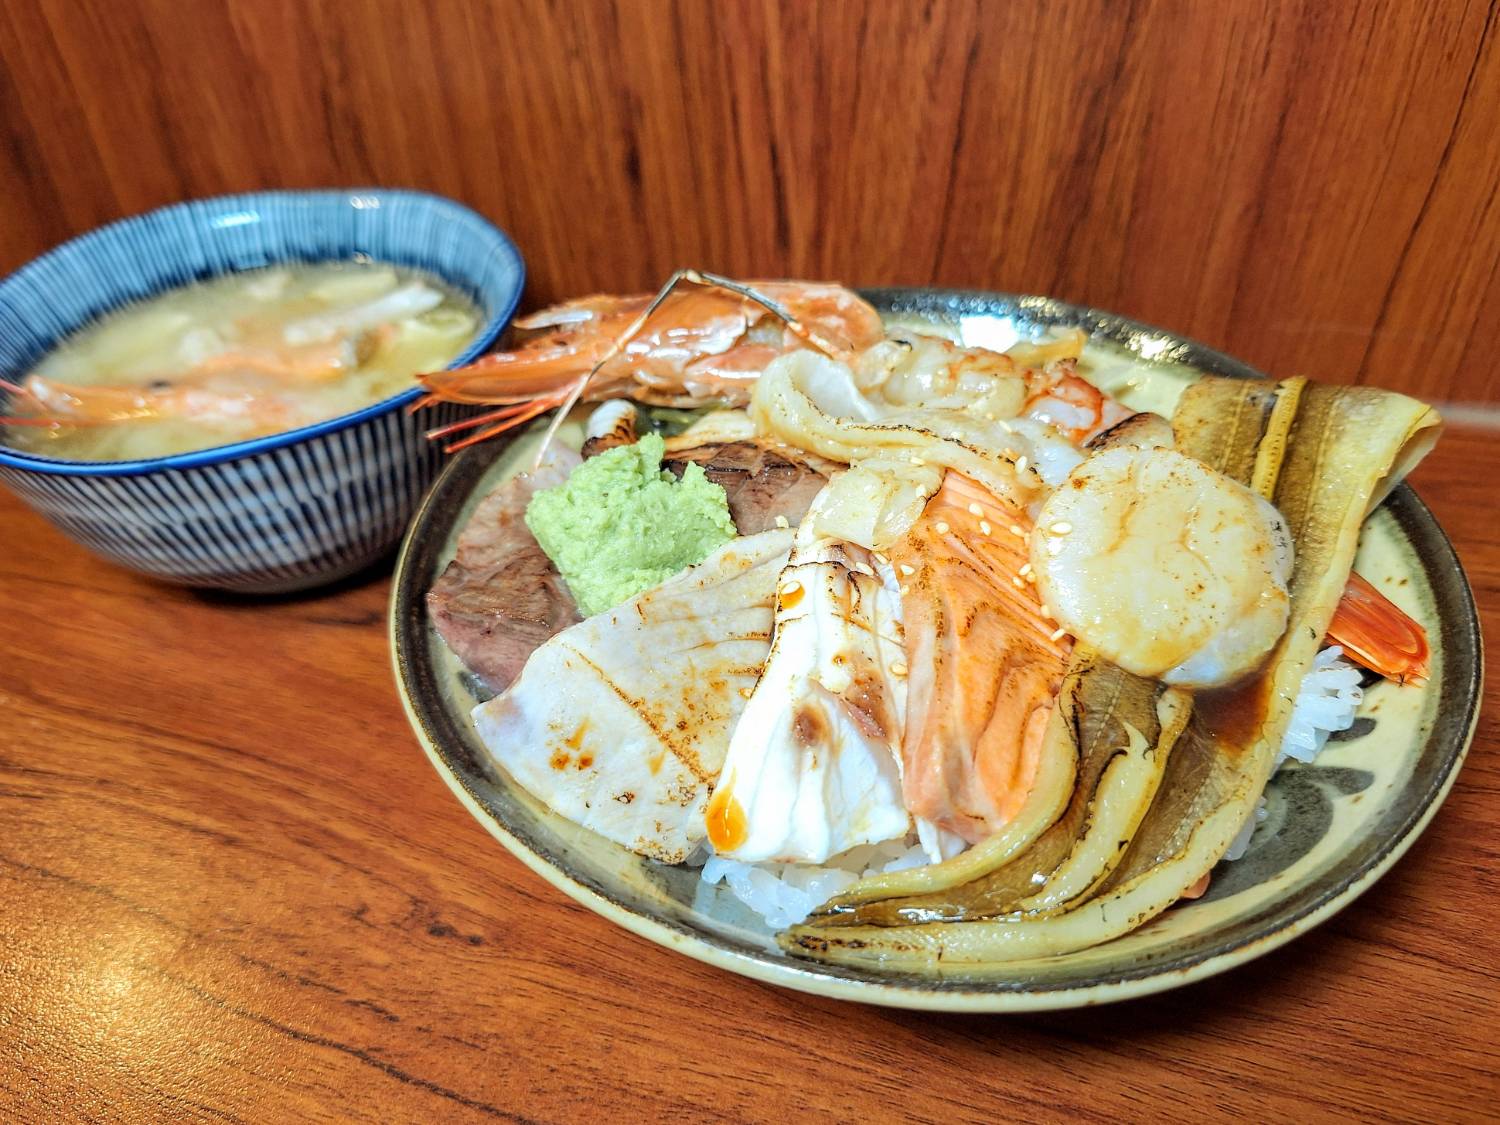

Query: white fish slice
[[473, 528, 793, 863]]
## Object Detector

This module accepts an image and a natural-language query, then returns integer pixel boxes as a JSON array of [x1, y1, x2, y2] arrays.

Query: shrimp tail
[[1326, 570, 1430, 685]]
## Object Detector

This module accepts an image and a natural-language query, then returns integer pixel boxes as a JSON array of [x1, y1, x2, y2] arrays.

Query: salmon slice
[[890, 472, 1073, 844]]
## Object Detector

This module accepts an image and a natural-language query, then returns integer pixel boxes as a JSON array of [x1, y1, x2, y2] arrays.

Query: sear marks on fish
[[426, 448, 582, 693], [665, 440, 831, 535], [473, 529, 794, 863]]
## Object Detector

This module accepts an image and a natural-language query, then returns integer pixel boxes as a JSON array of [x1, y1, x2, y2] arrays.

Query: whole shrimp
[[0, 334, 386, 434], [413, 270, 886, 451]]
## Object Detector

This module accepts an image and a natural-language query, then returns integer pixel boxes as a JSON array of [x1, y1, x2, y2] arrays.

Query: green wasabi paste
[[524, 433, 737, 616]]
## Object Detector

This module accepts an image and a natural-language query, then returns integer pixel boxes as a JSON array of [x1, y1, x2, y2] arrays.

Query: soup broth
[[3, 261, 479, 461]]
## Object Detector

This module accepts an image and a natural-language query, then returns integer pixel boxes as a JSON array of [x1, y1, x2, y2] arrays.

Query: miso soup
[[2, 261, 480, 461]]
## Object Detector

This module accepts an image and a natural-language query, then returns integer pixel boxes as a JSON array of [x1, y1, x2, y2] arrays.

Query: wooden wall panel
[[2, 0, 1498, 401]]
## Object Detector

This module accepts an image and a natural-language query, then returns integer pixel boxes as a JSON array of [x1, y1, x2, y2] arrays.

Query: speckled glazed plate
[[390, 289, 1481, 1011]]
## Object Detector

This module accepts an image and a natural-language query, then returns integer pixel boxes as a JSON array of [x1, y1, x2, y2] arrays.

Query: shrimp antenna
[[529, 268, 850, 469]]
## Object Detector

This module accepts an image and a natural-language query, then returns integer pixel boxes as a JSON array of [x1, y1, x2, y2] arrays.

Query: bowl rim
[[0, 187, 523, 477]]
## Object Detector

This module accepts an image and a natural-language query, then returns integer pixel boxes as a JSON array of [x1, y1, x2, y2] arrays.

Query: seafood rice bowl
[[416, 272, 1439, 966]]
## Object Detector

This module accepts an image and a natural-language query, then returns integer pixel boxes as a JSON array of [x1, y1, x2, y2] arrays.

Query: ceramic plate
[[390, 289, 1481, 1011]]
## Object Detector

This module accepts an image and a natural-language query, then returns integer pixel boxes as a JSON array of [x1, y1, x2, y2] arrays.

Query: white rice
[[702, 646, 1366, 927], [1223, 645, 1363, 861], [1276, 645, 1365, 768], [699, 839, 929, 929]]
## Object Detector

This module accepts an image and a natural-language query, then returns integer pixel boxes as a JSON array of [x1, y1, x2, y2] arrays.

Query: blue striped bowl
[[0, 189, 523, 593]]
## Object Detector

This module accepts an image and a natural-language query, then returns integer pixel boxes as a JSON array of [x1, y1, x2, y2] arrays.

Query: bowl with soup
[[0, 188, 523, 592]]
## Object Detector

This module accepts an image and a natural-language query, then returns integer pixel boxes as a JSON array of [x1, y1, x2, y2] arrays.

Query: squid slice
[[473, 528, 793, 864], [707, 507, 910, 864]]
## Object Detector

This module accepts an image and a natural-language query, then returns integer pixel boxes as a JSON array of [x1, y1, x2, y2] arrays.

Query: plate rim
[[390, 287, 1483, 1011]]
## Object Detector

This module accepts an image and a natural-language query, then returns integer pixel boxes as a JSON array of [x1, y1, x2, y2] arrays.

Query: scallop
[[1029, 445, 1292, 688]]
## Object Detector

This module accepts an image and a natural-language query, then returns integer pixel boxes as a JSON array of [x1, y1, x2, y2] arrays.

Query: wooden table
[[2, 424, 1495, 1122]]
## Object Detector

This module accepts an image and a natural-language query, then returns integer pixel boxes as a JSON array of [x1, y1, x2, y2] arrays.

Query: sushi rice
[[701, 646, 1366, 927]]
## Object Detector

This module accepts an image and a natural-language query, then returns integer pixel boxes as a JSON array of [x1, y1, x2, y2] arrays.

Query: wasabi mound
[[525, 433, 737, 615]]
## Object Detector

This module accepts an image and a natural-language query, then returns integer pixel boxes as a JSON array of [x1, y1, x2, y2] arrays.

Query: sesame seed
[[899, 584, 910, 596], [1009, 524, 1026, 538], [1039, 602, 1051, 618], [968, 502, 985, 517], [998, 419, 1014, 433], [910, 455, 926, 466], [774, 514, 790, 529], [874, 552, 889, 565], [890, 662, 909, 677], [1012, 576, 1025, 589], [899, 563, 916, 576], [1049, 627, 1067, 642], [854, 562, 874, 576], [934, 521, 950, 534], [1049, 521, 1073, 535], [1016, 455, 1029, 473], [1019, 562, 1033, 576], [979, 520, 992, 535]]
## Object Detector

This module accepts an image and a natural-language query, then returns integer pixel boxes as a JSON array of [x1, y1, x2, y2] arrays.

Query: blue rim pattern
[[0, 188, 522, 476], [0, 188, 524, 591], [0, 398, 474, 591]]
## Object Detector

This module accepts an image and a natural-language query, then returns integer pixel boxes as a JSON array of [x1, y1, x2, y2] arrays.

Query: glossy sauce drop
[[1197, 673, 1270, 757], [705, 786, 748, 852]]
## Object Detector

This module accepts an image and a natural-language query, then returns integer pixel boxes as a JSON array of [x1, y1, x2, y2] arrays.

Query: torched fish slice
[[472, 528, 794, 864], [891, 472, 1072, 844], [815, 656, 1189, 926]]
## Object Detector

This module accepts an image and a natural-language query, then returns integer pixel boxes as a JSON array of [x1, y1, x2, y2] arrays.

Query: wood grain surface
[[0, 422, 1494, 1122], [4, 0, 1500, 403]]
